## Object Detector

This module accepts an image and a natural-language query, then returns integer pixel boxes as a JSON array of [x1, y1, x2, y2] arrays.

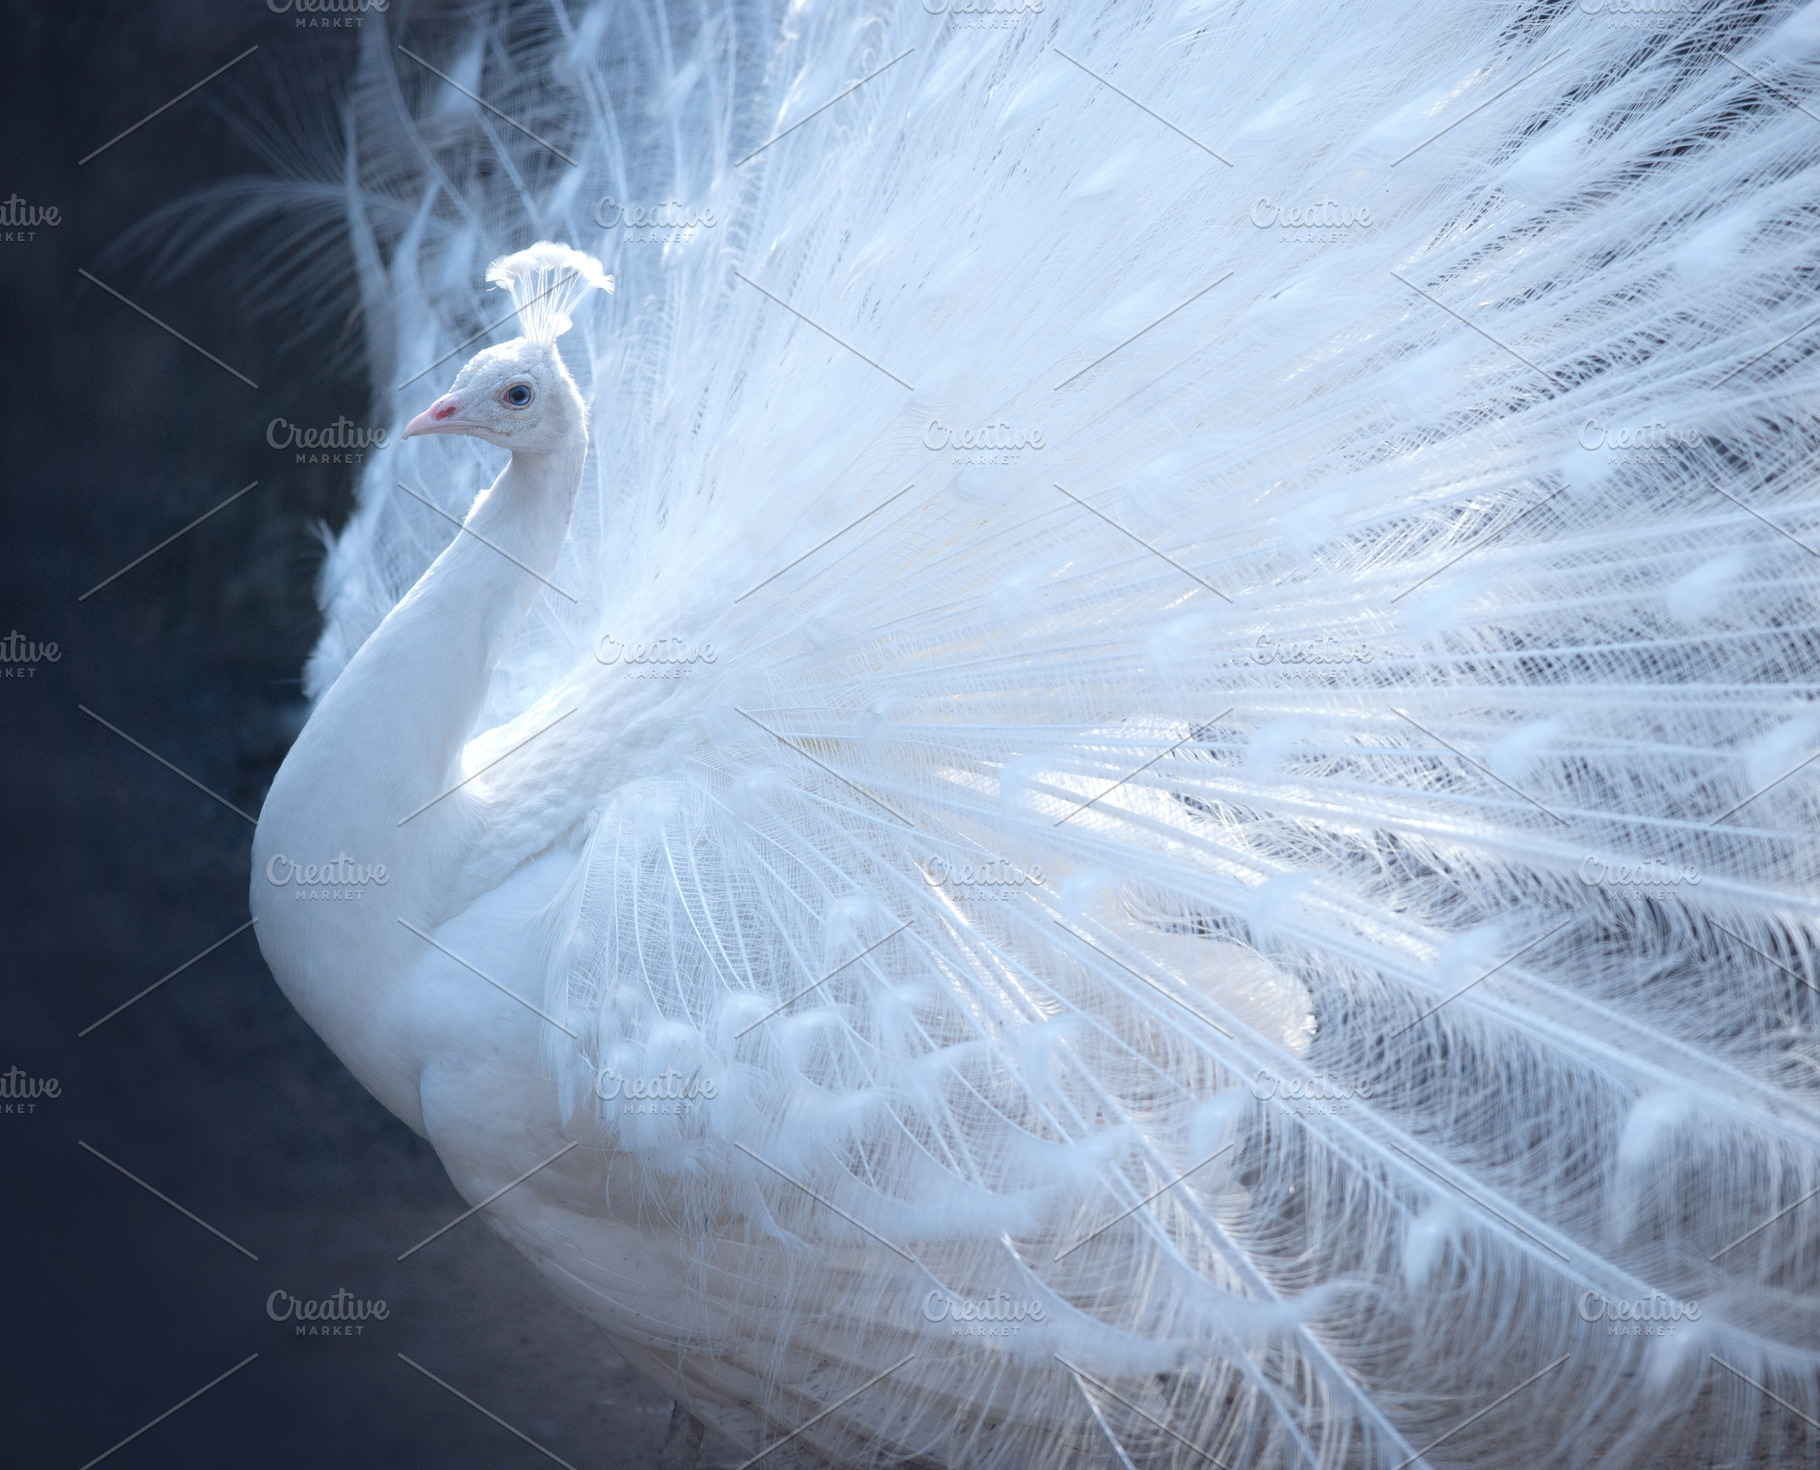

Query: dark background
[[0, 3, 686, 1465]]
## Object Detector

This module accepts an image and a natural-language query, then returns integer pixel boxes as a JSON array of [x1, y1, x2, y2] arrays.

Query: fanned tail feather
[[213, 0, 1820, 1464]]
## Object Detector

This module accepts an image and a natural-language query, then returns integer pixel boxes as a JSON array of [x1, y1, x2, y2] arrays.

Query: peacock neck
[[365, 434, 587, 796], [252, 428, 587, 1129]]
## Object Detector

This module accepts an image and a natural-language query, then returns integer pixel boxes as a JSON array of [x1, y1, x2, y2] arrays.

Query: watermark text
[[594, 635, 716, 679], [595, 1067, 718, 1115], [0, 1065, 59, 1114], [265, 852, 390, 902], [267, 1288, 388, 1336], [1, 631, 59, 679]]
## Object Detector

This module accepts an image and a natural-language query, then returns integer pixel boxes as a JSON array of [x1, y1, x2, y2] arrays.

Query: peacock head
[[402, 242, 612, 456], [404, 338, 582, 453]]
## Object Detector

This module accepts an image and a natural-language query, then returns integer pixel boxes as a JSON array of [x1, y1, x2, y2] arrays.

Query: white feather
[[237, 1, 1820, 1465]]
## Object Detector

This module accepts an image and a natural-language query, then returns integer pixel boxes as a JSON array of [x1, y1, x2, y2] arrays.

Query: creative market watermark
[[1251, 634, 1372, 667], [923, 0, 1044, 27], [1, 631, 60, 680], [1576, 419, 1698, 467], [266, 1288, 389, 1336], [921, 854, 1045, 899], [0, 1066, 60, 1115], [593, 198, 717, 245], [1578, 0, 1698, 27], [265, 0, 387, 29], [594, 635, 717, 680], [1577, 1290, 1699, 1337], [1578, 856, 1699, 900], [264, 852, 390, 903], [595, 1067, 718, 1115], [1249, 197, 1374, 246], [268, 416, 387, 465], [1250, 1070, 1371, 1115], [0, 194, 59, 242], [921, 1289, 1046, 1337], [924, 419, 1044, 468]]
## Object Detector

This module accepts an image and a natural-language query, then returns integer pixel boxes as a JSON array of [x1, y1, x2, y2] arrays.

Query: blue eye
[[505, 383, 534, 407]]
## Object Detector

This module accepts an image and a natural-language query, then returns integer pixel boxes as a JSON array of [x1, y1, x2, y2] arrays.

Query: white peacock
[[251, 3, 1820, 1465]]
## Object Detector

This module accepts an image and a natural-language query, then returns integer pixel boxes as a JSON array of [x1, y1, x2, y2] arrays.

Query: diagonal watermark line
[[1385, 1139, 1571, 1261], [736, 708, 916, 825], [77, 1141, 258, 1260], [1391, 708, 1568, 824], [1054, 711, 1232, 827], [1054, 272, 1233, 391], [1709, 920, 1820, 995], [1709, 1355, 1820, 1433], [736, 481, 919, 602], [735, 920, 912, 1038], [1069, 1363, 1144, 1470], [1056, 1356, 1233, 1469], [1052, 483, 1231, 600], [79, 918, 257, 1037], [1053, 919, 1232, 1038], [1392, 270, 1565, 389], [1720, 52, 1820, 127], [1705, 483, 1820, 559], [1051, 49, 1231, 164], [1386, 918, 1575, 1041], [78, 45, 258, 165], [736, 48, 915, 167], [78, 705, 258, 825], [1708, 746, 1820, 826], [733, 1142, 919, 1263], [734, 271, 915, 389], [78, 270, 258, 387], [396, 46, 577, 164], [76, 1353, 259, 1470], [397, 919, 580, 1038], [1054, 1142, 1235, 1261], [395, 483, 579, 601], [397, 1140, 581, 1260], [1709, 1183, 1820, 1262], [1710, 305, 1820, 389], [397, 706, 579, 825], [396, 1355, 580, 1469], [396, 270, 586, 390], [1391, 48, 1568, 167], [1388, 484, 1569, 603], [732, 1353, 917, 1470], [79, 481, 261, 601], [1390, 1354, 1570, 1470]]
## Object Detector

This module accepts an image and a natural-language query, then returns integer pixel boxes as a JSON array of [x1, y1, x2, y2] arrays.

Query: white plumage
[[244, 2, 1820, 1465]]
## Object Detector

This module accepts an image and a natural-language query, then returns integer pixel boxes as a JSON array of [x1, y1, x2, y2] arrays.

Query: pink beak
[[402, 394, 476, 439]]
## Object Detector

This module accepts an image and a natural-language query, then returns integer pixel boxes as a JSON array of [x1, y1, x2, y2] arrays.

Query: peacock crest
[[485, 242, 612, 345]]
